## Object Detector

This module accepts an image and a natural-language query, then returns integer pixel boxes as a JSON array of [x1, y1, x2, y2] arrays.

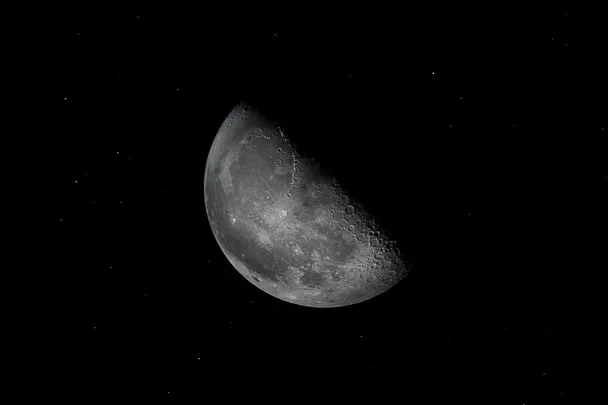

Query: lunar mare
[[204, 102, 410, 307]]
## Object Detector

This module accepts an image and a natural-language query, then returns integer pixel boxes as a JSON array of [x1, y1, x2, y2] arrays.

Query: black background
[[40, 3, 581, 403]]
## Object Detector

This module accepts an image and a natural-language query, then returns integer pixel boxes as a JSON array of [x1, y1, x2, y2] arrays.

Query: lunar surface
[[204, 102, 410, 307]]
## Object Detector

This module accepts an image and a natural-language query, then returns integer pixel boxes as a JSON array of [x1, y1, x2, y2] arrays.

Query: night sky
[[43, 4, 582, 403]]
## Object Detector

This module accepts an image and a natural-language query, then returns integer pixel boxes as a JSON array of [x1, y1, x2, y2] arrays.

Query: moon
[[204, 102, 410, 307]]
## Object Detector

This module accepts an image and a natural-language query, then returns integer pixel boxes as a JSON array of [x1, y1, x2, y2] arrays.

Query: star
[[64, 97, 67, 100]]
